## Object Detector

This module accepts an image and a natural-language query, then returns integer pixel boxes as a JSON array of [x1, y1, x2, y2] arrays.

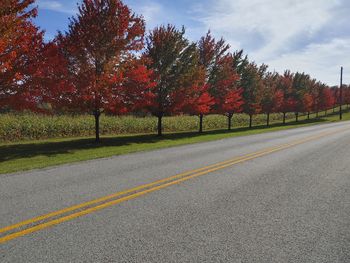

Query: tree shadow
[[0, 117, 328, 162]]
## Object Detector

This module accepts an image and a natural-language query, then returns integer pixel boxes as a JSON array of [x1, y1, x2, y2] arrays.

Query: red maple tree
[[198, 32, 243, 130], [320, 88, 334, 115], [221, 89, 244, 130], [278, 71, 295, 124], [344, 86, 350, 108], [302, 93, 313, 119], [31, 42, 75, 113], [174, 66, 215, 132], [261, 73, 283, 126], [55, 0, 152, 142], [175, 85, 214, 133]]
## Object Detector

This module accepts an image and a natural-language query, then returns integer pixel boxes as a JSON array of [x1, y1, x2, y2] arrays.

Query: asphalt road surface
[[1, 121, 350, 262]]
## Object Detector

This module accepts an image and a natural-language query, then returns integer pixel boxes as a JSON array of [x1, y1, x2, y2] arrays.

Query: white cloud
[[195, 0, 339, 57], [37, 0, 77, 15], [191, 0, 348, 85], [268, 38, 350, 86]]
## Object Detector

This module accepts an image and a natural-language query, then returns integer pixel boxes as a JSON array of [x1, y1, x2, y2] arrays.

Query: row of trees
[[1, 0, 349, 141]]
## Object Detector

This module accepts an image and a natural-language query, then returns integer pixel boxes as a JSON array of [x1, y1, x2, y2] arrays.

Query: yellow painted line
[[0, 149, 286, 244], [0, 127, 347, 244], [0, 147, 281, 235]]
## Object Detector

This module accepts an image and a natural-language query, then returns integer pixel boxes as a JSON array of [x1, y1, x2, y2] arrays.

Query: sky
[[33, 0, 350, 86]]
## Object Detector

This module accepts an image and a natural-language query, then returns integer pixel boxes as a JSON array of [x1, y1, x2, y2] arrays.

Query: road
[[1, 121, 350, 262]]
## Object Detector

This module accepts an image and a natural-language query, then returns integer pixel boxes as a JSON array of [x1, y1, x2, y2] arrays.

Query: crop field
[[0, 109, 348, 174], [0, 112, 300, 142]]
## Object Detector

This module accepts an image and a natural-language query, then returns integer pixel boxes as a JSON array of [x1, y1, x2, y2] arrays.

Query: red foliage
[[240, 63, 266, 117], [197, 32, 243, 118], [1, 2, 341, 133], [0, 0, 44, 111], [281, 97, 297, 113], [178, 84, 215, 116], [261, 73, 283, 114], [33, 42, 74, 112], [278, 71, 296, 114], [273, 90, 284, 112], [320, 88, 335, 111], [144, 25, 200, 119], [53, 0, 154, 141], [212, 56, 243, 116], [56, 0, 147, 114], [113, 58, 156, 114], [344, 86, 350, 105], [221, 89, 244, 114], [302, 93, 313, 113]]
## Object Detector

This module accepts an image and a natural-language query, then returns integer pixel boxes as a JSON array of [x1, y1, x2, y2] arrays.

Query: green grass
[[1, 109, 349, 175]]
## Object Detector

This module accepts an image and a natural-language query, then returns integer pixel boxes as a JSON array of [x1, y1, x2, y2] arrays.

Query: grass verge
[[1, 110, 349, 175]]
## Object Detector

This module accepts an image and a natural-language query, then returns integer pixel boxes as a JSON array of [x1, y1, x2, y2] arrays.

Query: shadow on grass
[[0, 117, 328, 162]]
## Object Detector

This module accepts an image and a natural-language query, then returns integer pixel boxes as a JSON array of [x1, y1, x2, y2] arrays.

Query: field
[[1, 109, 349, 175], [1, 112, 300, 142]]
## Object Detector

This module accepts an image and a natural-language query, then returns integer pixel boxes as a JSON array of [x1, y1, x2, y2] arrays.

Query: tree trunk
[[316, 111, 319, 118], [295, 112, 299, 122], [93, 110, 101, 143], [307, 112, 310, 120], [157, 114, 163, 136], [228, 113, 233, 130], [266, 112, 270, 127], [283, 112, 286, 124], [199, 114, 204, 133], [333, 106, 335, 113], [325, 109, 327, 116], [249, 114, 253, 128]]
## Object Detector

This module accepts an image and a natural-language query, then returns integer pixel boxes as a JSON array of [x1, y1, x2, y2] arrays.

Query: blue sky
[[33, 0, 350, 86]]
